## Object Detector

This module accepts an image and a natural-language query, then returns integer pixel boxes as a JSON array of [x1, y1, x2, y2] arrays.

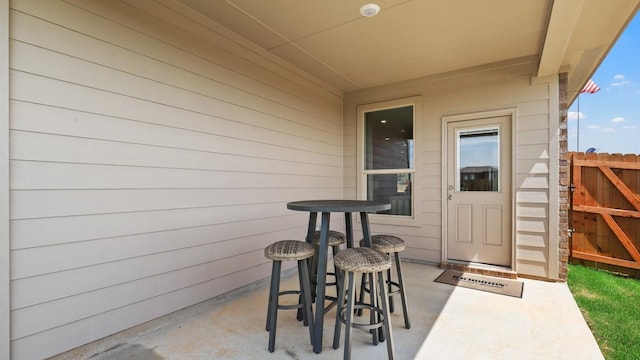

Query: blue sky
[[568, 12, 640, 154]]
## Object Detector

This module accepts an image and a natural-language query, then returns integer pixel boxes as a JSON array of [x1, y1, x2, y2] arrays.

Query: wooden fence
[[570, 152, 640, 276]]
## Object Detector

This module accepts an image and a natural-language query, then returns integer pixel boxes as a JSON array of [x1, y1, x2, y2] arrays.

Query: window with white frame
[[358, 98, 418, 222]]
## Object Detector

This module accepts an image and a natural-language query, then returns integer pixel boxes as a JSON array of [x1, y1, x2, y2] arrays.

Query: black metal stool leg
[[331, 244, 341, 297], [375, 272, 385, 343], [395, 252, 410, 329], [387, 267, 395, 313], [332, 268, 346, 349], [266, 261, 276, 331], [343, 272, 355, 360], [265, 261, 280, 331], [356, 273, 366, 316], [310, 244, 319, 301], [299, 258, 314, 343], [320, 244, 342, 314], [377, 270, 395, 359], [297, 260, 310, 326], [368, 272, 379, 345], [267, 260, 281, 352]]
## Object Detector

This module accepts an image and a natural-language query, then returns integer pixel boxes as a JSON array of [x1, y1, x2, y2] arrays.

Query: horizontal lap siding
[[344, 60, 554, 276], [515, 98, 552, 276], [9, 0, 342, 358]]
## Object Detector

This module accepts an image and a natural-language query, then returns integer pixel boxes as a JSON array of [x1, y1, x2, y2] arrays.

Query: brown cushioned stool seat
[[364, 234, 406, 253], [358, 235, 411, 329], [265, 240, 314, 261], [332, 247, 395, 360], [313, 230, 346, 247], [264, 240, 315, 352]]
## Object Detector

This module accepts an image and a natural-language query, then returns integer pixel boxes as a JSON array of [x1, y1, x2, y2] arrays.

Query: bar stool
[[310, 230, 346, 310], [358, 235, 410, 329], [332, 247, 395, 360], [264, 240, 315, 353]]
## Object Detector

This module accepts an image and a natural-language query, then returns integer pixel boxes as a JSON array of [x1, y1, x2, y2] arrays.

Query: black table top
[[287, 200, 390, 213]]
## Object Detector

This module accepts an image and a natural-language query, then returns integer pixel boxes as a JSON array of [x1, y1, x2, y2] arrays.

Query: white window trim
[[357, 96, 422, 226]]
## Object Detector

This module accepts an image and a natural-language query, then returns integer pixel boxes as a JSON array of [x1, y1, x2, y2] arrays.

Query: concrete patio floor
[[60, 262, 603, 360]]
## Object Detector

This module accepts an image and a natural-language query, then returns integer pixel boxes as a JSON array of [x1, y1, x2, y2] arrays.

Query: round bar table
[[287, 200, 391, 354]]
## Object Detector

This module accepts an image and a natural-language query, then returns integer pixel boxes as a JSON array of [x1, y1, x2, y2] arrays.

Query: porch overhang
[[537, 0, 640, 104], [173, 0, 640, 99]]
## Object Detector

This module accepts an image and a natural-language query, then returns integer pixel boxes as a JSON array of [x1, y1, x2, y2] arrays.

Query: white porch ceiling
[[177, 0, 639, 98]]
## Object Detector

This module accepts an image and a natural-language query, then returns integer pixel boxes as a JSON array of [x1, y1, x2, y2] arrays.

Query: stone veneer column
[[558, 73, 569, 280]]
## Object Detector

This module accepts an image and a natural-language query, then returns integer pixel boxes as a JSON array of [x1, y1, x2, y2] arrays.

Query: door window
[[456, 127, 500, 192]]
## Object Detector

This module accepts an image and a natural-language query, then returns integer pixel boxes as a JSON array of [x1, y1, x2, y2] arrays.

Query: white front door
[[446, 115, 512, 267]]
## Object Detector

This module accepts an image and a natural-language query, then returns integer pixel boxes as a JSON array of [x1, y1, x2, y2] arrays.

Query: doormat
[[434, 270, 524, 298]]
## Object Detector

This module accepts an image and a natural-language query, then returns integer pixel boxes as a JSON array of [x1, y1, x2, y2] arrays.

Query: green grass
[[567, 264, 640, 360]]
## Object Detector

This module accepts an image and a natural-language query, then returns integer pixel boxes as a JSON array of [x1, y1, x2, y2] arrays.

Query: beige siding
[[1, 0, 10, 358], [8, 0, 342, 358], [344, 58, 558, 279]]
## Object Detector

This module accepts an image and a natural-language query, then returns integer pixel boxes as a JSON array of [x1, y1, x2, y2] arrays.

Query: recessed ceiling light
[[360, 4, 380, 17], [384, 137, 390, 141]]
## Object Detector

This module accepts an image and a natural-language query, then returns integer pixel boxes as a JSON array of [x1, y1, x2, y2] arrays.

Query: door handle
[[448, 194, 453, 200]]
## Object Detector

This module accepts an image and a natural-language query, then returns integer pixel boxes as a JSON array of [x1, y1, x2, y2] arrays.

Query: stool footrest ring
[[276, 290, 306, 310], [360, 280, 402, 296], [337, 304, 385, 331]]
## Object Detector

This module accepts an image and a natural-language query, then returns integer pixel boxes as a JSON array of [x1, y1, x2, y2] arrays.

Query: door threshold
[[440, 260, 517, 279]]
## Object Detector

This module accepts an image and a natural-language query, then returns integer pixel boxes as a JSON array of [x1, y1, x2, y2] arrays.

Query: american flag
[[581, 79, 600, 94]]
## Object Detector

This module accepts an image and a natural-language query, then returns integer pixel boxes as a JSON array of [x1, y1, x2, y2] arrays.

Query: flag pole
[[577, 79, 600, 152], [577, 94, 580, 152]]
